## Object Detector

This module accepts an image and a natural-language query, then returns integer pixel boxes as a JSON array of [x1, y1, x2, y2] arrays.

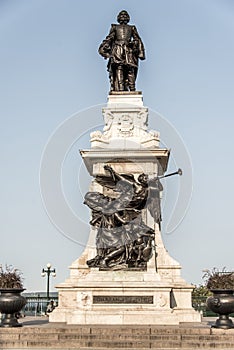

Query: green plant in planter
[[203, 267, 234, 290], [0, 265, 24, 289], [203, 268, 234, 329], [0, 265, 26, 327]]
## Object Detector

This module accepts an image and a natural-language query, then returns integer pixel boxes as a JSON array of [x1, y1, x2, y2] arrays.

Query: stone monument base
[[50, 250, 201, 325], [50, 92, 201, 325]]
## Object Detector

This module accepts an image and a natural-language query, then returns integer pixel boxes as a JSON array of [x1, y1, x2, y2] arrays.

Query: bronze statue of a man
[[99, 10, 145, 92]]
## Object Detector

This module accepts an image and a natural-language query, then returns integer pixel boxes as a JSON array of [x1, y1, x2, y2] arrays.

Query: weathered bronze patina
[[84, 165, 163, 270], [99, 10, 145, 92]]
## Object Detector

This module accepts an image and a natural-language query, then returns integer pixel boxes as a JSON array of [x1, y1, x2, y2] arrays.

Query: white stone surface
[[80, 149, 170, 176], [90, 92, 160, 149], [50, 93, 201, 325], [50, 265, 200, 324], [107, 91, 144, 107]]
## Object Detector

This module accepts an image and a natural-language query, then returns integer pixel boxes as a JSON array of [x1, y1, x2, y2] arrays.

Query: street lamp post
[[41, 263, 56, 300]]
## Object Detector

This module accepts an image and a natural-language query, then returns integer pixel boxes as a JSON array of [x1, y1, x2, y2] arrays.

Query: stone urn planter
[[0, 288, 26, 327], [203, 268, 234, 329], [207, 289, 234, 329], [0, 265, 26, 327]]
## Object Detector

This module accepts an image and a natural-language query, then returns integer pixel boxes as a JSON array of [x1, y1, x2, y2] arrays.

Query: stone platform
[[1, 316, 234, 349], [49, 263, 200, 325]]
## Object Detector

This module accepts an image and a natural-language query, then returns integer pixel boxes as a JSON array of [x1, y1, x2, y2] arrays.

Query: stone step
[[0, 325, 210, 334], [0, 343, 232, 349], [1, 325, 234, 349]]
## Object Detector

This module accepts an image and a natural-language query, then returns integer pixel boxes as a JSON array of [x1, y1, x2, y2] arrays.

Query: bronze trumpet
[[158, 168, 182, 179]]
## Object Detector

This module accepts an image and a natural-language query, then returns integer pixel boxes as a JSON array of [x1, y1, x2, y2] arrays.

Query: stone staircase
[[1, 323, 234, 349]]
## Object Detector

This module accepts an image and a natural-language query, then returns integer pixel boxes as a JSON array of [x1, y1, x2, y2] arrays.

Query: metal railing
[[22, 295, 58, 316]]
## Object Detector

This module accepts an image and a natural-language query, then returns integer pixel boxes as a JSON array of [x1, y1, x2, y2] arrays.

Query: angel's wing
[[147, 178, 163, 224], [95, 174, 117, 189], [95, 173, 135, 190]]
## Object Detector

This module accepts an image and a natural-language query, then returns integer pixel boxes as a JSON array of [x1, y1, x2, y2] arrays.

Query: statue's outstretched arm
[[104, 165, 122, 183], [104, 165, 135, 188]]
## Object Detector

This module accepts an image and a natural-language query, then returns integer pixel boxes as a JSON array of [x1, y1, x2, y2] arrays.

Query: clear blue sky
[[1, 0, 234, 292]]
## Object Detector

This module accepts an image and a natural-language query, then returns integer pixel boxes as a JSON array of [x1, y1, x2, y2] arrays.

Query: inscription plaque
[[93, 295, 154, 304]]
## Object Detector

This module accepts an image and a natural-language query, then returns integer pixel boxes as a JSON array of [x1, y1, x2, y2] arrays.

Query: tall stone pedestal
[[50, 92, 201, 325]]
